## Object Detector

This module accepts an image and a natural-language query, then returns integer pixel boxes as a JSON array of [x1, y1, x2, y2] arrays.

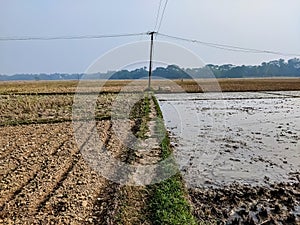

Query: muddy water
[[156, 91, 300, 188]]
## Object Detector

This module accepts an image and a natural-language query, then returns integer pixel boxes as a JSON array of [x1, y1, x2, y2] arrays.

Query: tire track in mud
[[0, 123, 76, 211]]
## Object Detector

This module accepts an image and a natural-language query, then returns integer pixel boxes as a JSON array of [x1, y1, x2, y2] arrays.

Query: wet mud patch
[[157, 91, 300, 224], [190, 179, 300, 224], [157, 91, 300, 187]]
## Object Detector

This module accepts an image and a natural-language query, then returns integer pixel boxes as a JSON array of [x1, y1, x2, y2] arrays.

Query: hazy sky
[[1, 0, 300, 75]]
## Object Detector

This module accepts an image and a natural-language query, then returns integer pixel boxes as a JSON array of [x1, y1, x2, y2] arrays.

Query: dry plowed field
[[0, 92, 155, 224], [1, 120, 120, 224], [0, 118, 156, 224]]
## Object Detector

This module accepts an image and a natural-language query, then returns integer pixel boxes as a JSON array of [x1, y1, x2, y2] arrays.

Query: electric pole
[[147, 31, 156, 90]]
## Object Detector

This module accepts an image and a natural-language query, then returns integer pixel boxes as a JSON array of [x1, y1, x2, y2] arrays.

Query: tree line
[[1, 58, 299, 81]]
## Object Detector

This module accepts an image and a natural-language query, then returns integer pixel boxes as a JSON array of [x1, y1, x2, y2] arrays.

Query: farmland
[[0, 90, 122, 224], [0, 78, 300, 94], [0, 83, 195, 224], [0, 79, 300, 224], [0, 94, 115, 126]]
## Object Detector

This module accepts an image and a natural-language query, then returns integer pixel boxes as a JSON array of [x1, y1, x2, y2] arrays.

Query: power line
[[0, 32, 148, 41], [157, 33, 300, 57], [156, 0, 169, 33], [1, 29, 300, 57], [153, 0, 163, 31]]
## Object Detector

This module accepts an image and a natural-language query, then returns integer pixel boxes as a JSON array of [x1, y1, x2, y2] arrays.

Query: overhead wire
[[0, 30, 299, 57], [157, 33, 300, 57], [157, 33, 300, 56], [156, 0, 169, 33], [153, 0, 163, 31], [0, 32, 148, 41]]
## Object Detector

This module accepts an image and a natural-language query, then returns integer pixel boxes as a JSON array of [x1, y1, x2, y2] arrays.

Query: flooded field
[[157, 91, 300, 188]]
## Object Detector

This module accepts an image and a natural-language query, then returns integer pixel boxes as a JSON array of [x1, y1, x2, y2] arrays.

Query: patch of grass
[[146, 95, 198, 225], [152, 95, 163, 119], [148, 175, 198, 225]]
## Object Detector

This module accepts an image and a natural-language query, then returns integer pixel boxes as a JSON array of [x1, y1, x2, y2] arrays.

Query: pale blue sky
[[0, 0, 300, 74]]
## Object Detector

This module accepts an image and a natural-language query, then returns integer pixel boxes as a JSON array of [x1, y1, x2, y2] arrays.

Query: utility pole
[[147, 31, 156, 90]]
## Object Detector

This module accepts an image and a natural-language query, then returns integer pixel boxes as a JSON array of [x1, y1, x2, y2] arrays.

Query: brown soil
[[0, 120, 129, 224], [0, 96, 164, 224]]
